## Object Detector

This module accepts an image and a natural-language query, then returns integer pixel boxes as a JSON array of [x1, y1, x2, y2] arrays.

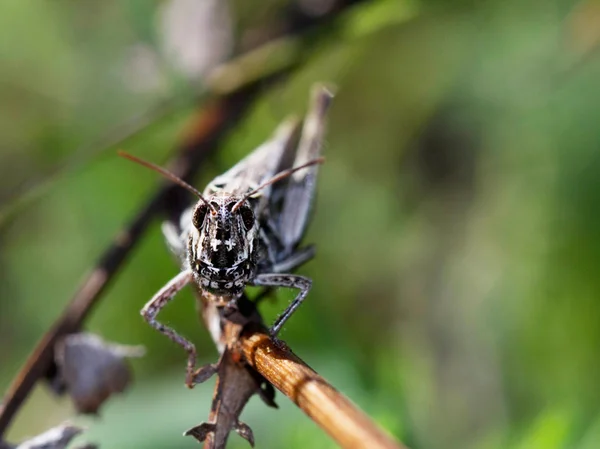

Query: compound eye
[[239, 206, 255, 230], [192, 203, 208, 229]]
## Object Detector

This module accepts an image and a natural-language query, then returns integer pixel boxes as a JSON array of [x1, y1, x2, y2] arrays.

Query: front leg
[[141, 269, 203, 388], [250, 273, 312, 336]]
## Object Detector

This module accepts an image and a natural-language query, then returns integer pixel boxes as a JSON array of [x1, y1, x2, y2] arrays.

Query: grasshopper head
[[187, 194, 257, 294]]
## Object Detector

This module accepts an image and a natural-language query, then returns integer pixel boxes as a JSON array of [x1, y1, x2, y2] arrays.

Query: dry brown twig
[[240, 326, 406, 449]]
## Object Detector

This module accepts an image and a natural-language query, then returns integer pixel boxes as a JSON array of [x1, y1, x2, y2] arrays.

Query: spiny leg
[[141, 269, 200, 388], [250, 273, 312, 336]]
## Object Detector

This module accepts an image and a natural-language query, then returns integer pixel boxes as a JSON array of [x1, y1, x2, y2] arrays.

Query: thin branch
[[239, 327, 408, 449]]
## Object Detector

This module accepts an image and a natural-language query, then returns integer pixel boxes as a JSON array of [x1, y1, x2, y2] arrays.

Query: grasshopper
[[120, 85, 333, 389]]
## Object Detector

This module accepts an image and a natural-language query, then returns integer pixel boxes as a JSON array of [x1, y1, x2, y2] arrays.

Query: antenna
[[118, 150, 214, 210], [232, 157, 325, 212]]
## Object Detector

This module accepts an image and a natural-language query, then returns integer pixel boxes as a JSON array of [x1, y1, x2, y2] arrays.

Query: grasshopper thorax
[[188, 193, 258, 294]]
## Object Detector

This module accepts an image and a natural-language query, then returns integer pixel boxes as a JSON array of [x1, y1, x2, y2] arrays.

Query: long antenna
[[232, 157, 325, 212], [118, 150, 213, 210]]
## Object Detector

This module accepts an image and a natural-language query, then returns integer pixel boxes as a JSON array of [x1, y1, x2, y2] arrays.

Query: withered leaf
[[54, 333, 145, 414]]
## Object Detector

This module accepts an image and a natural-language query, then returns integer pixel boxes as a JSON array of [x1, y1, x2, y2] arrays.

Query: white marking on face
[[210, 238, 221, 252], [235, 280, 244, 287], [224, 239, 236, 251], [211, 281, 218, 289], [225, 282, 233, 289], [201, 278, 210, 286]]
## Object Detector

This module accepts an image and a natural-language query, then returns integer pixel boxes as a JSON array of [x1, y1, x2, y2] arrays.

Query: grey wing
[[276, 85, 334, 254], [205, 118, 301, 208]]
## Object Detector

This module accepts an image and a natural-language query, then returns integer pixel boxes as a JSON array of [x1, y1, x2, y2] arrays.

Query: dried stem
[[240, 327, 407, 449]]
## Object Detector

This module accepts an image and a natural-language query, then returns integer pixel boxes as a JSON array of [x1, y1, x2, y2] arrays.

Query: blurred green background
[[2, 0, 600, 448]]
